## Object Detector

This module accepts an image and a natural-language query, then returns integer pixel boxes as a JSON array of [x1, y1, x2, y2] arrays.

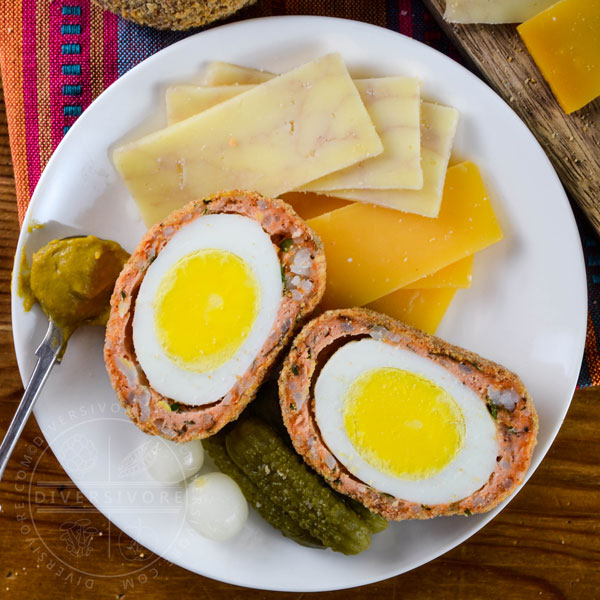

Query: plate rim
[[9, 14, 588, 592]]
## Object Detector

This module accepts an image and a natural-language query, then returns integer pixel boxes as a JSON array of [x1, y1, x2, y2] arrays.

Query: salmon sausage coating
[[104, 190, 326, 441], [279, 308, 538, 520]]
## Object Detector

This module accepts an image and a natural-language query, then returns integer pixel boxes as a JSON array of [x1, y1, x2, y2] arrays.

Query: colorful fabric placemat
[[0, 0, 597, 386]]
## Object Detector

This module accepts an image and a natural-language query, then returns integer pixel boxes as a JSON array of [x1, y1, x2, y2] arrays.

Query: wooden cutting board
[[422, 0, 600, 235]]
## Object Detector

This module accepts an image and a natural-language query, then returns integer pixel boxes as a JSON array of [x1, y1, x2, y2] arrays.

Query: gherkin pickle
[[226, 417, 373, 555], [247, 386, 388, 533], [344, 497, 388, 534], [202, 433, 324, 548]]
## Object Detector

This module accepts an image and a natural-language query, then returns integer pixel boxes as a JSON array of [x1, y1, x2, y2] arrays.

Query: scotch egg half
[[133, 213, 282, 406], [104, 190, 326, 441], [279, 309, 538, 520]]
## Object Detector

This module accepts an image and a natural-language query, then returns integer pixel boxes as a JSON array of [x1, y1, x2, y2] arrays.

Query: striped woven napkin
[[0, 0, 597, 385]]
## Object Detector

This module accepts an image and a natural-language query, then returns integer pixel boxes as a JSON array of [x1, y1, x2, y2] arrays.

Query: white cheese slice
[[113, 53, 383, 226], [301, 78, 423, 191], [167, 77, 423, 191], [329, 103, 459, 218], [166, 85, 254, 124], [202, 61, 273, 85], [444, 0, 557, 24]]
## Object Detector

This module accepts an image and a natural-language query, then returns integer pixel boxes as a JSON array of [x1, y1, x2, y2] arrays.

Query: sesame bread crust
[[92, 0, 256, 30]]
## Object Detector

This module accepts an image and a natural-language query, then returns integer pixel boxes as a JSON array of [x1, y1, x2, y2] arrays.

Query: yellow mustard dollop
[[24, 235, 129, 336]]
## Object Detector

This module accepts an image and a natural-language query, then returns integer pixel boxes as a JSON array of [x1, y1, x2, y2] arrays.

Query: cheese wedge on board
[[306, 161, 503, 308], [280, 191, 474, 289], [113, 53, 383, 226], [444, 0, 557, 23], [166, 78, 424, 191], [366, 288, 457, 334], [518, 0, 600, 114], [328, 102, 458, 218]]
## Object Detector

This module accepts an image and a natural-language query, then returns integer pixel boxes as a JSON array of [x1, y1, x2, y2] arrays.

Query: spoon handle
[[0, 320, 66, 482]]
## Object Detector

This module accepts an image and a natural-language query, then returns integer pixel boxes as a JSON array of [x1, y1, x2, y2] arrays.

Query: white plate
[[10, 16, 587, 592]]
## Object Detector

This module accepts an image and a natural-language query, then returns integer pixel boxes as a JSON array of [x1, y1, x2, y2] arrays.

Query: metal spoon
[[0, 235, 128, 482], [0, 319, 68, 480]]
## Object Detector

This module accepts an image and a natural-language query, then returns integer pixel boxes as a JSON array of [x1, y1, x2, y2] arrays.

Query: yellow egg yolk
[[343, 367, 465, 480], [154, 249, 259, 373]]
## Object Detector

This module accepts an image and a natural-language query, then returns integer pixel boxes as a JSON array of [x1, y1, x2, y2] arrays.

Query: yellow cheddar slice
[[518, 0, 600, 113], [114, 53, 383, 226], [281, 191, 474, 289], [306, 161, 502, 308], [166, 85, 254, 124], [202, 61, 274, 85], [280, 191, 352, 220], [329, 103, 458, 218], [445, 0, 557, 23], [403, 255, 473, 290], [166, 77, 423, 191], [366, 288, 457, 334]]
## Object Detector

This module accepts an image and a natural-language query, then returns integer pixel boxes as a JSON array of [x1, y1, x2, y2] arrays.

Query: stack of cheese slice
[[166, 63, 459, 220], [113, 55, 503, 334]]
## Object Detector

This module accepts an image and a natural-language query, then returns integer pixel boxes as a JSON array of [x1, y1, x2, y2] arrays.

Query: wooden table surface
[[0, 75, 599, 600]]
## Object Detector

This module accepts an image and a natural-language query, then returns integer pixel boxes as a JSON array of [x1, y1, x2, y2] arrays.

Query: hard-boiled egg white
[[143, 437, 204, 483], [186, 472, 248, 541], [314, 338, 499, 505], [133, 214, 282, 405]]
